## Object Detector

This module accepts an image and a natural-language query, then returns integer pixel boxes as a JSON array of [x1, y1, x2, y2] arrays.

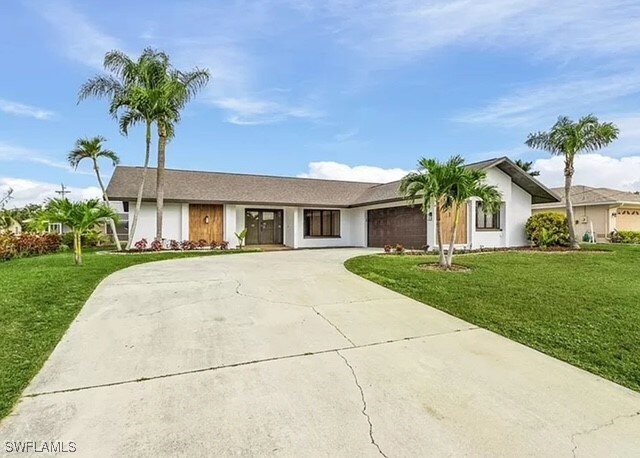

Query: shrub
[[62, 229, 109, 248], [383, 244, 392, 253], [197, 239, 208, 248], [180, 240, 196, 250], [395, 243, 405, 254], [150, 239, 163, 251], [169, 239, 180, 250], [610, 230, 640, 244], [525, 212, 571, 247], [219, 241, 229, 250], [134, 238, 148, 252], [0, 232, 62, 261]]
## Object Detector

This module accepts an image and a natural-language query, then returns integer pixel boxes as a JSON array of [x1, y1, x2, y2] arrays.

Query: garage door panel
[[617, 208, 640, 231], [367, 207, 427, 248]]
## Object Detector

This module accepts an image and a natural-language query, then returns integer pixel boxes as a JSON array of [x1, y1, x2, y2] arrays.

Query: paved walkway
[[1, 249, 639, 456]]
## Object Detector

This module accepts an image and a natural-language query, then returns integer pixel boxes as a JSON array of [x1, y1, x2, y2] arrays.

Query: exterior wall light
[[204, 215, 210, 224], [427, 212, 433, 221]]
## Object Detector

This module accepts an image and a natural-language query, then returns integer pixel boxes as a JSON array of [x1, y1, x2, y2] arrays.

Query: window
[[476, 202, 501, 230], [304, 210, 340, 237]]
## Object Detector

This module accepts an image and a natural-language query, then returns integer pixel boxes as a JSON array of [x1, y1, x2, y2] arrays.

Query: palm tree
[[151, 59, 209, 241], [68, 136, 122, 251], [39, 199, 119, 265], [525, 115, 619, 249], [400, 155, 501, 268], [514, 159, 540, 177], [78, 48, 166, 249]]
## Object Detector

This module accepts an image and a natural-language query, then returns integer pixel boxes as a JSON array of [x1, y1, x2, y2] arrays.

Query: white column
[[292, 207, 300, 248], [180, 204, 189, 241]]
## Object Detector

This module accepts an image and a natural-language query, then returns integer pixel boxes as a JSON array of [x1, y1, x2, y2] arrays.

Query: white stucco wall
[[128, 202, 188, 242]]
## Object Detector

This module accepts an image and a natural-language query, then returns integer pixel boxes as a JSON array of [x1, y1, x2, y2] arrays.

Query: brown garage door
[[367, 206, 427, 248]]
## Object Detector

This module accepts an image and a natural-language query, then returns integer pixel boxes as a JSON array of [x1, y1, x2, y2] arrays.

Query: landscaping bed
[[0, 249, 251, 419], [345, 243, 640, 392]]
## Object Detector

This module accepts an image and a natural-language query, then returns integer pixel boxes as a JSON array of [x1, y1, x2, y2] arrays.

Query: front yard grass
[[0, 249, 252, 419], [345, 244, 640, 392]]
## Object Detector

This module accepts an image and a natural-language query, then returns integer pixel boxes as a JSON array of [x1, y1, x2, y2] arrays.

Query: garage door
[[367, 206, 427, 248], [617, 208, 640, 231]]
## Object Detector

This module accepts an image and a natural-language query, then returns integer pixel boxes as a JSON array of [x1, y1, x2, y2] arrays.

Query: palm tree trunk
[[446, 203, 460, 268], [74, 231, 82, 265], [126, 121, 152, 250], [93, 159, 122, 251], [564, 159, 580, 250], [435, 206, 446, 267], [156, 122, 167, 241]]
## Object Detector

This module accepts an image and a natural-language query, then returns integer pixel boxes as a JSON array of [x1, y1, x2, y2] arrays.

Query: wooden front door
[[438, 203, 468, 244], [245, 209, 283, 245], [189, 204, 223, 242]]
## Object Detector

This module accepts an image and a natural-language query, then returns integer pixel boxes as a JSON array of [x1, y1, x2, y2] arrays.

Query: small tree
[[400, 155, 501, 269], [525, 115, 619, 249], [39, 199, 119, 265], [68, 136, 122, 250]]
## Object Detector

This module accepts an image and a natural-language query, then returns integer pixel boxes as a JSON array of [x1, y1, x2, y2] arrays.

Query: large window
[[476, 202, 501, 230], [304, 209, 340, 237]]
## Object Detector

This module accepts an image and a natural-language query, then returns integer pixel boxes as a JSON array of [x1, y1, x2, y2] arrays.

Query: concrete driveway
[[1, 249, 639, 457]]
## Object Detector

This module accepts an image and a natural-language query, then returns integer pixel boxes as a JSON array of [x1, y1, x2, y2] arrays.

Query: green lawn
[[0, 249, 253, 419], [345, 244, 640, 392]]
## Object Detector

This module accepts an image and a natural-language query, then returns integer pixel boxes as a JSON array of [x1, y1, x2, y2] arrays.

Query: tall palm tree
[[152, 61, 209, 241], [400, 155, 501, 268], [39, 198, 119, 265], [514, 159, 540, 177], [67, 136, 122, 251], [78, 48, 166, 249], [525, 115, 619, 249]]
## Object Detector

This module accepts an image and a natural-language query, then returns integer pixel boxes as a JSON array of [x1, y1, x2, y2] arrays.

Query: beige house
[[532, 185, 640, 241]]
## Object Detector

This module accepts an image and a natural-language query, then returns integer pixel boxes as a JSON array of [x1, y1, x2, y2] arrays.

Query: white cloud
[[298, 161, 410, 183], [0, 141, 91, 174], [28, 1, 121, 68], [0, 99, 55, 120], [213, 96, 322, 125], [298, 0, 640, 61], [0, 177, 101, 209], [333, 128, 359, 142], [534, 154, 640, 192], [455, 72, 640, 126]]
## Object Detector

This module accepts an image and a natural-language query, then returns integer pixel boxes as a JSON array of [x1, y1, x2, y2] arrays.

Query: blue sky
[[2, 0, 640, 206]]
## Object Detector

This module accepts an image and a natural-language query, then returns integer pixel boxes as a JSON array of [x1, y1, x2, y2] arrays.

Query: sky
[[1, 0, 640, 207]]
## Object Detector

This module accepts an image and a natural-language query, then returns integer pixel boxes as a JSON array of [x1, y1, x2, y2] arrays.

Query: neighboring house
[[2, 220, 22, 235], [532, 186, 640, 241], [106, 157, 558, 249]]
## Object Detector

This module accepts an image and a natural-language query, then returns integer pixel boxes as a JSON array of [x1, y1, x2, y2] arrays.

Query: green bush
[[610, 230, 640, 244], [62, 229, 109, 248], [525, 212, 571, 247]]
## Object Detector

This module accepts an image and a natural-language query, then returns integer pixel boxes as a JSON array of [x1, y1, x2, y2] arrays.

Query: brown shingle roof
[[549, 185, 640, 206], [106, 167, 379, 207], [106, 157, 560, 207]]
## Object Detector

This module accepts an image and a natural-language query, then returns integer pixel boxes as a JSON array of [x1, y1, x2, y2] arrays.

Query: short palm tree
[[525, 115, 619, 249], [68, 136, 122, 250], [514, 159, 540, 177], [39, 199, 119, 265], [400, 155, 501, 268]]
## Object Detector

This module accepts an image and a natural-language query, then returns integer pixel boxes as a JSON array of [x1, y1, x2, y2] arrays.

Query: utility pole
[[55, 183, 71, 198]]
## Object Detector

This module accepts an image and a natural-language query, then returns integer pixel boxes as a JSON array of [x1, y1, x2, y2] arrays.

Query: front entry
[[245, 209, 284, 245]]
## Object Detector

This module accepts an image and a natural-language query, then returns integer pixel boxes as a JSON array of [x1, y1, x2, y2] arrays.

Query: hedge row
[[611, 230, 640, 244], [0, 232, 63, 261]]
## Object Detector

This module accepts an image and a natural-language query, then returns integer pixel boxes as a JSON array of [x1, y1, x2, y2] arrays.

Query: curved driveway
[[2, 249, 639, 456]]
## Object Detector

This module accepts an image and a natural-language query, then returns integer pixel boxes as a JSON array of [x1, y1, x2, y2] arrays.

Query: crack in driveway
[[313, 307, 356, 346], [24, 328, 480, 398], [570, 410, 640, 457], [337, 351, 388, 457]]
